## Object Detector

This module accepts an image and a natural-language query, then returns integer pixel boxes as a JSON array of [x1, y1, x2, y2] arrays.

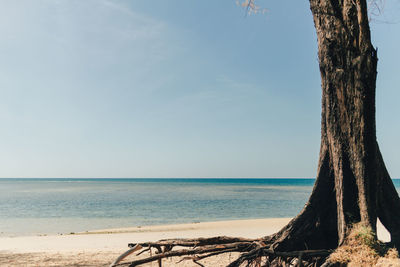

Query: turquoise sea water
[[1, 178, 399, 236]]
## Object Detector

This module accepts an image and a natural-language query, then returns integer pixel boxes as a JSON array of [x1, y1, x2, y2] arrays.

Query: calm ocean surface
[[1, 178, 399, 236]]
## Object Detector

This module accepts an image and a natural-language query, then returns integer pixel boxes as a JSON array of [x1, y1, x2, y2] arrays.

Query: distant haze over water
[[1, 178, 399, 236]]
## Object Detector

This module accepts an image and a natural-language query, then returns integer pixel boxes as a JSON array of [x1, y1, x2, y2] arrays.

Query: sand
[[0, 218, 390, 266]]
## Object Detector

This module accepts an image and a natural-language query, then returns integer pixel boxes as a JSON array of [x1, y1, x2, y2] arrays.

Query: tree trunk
[[269, 0, 400, 250], [312, 0, 379, 245]]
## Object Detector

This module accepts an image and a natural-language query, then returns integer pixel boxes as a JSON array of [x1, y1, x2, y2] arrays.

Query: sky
[[0, 0, 399, 178]]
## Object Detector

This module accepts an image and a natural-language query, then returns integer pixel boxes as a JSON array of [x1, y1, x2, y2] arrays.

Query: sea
[[1, 178, 399, 237]]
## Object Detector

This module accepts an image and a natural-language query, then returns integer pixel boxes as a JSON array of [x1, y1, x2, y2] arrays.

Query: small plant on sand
[[327, 223, 400, 266]]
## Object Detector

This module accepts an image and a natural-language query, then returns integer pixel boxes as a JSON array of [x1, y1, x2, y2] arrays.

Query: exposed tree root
[[111, 235, 331, 267]]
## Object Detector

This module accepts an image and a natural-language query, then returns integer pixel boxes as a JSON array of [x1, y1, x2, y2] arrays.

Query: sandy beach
[[0, 218, 390, 266]]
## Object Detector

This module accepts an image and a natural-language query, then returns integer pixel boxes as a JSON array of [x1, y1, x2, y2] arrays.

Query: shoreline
[[78, 217, 293, 235], [0, 218, 292, 253]]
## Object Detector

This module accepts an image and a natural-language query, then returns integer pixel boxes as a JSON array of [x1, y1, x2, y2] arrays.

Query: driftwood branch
[[128, 236, 256, 248], [109, 244, 142, 267]]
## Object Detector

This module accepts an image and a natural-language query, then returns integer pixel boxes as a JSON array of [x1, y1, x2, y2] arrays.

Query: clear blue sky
[[0, 0, 399, 178]]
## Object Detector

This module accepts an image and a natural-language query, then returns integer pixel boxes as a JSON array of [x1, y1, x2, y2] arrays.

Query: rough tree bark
[[116, 0, 400, 266], [265, 0, 400, 252]]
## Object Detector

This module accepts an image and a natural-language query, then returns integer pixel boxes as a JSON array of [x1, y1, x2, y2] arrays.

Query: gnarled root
[[111, 232, 332, 266]]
